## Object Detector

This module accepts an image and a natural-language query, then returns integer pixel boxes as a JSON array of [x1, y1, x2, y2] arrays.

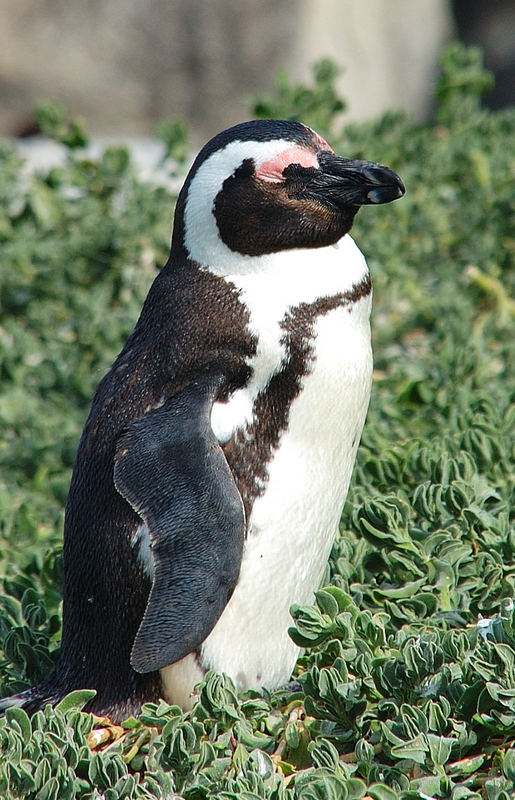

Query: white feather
[[132, 523, 153, 578]]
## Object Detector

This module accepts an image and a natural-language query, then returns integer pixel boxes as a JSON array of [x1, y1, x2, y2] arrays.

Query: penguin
[[1, 120, 404, 722]]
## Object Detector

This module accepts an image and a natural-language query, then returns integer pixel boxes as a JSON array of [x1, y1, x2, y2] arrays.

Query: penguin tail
[[1, 676, 161, 723], [0, 680, 65, 717]]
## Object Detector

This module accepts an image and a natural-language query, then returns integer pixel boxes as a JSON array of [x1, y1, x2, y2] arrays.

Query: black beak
[[306, 151, 405, 209]]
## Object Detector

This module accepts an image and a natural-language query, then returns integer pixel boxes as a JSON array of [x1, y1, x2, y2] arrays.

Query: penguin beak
[[305, 151, 405, 209]]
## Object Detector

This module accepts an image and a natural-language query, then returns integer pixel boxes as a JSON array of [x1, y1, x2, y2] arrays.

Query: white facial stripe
[[184, 138, 315, 275]]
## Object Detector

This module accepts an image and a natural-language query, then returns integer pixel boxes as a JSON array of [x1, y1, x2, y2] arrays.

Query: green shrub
[[0, 44, 514, 798]]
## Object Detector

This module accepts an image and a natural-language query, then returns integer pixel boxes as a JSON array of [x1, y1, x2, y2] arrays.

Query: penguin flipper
[[114, 375, 245, 674]]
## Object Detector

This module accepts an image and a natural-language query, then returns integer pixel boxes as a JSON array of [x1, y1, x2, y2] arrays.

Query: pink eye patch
[[255, 146, 322, 183]]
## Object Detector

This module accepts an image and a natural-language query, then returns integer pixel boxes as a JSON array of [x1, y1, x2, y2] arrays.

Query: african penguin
[[1, 120, 404, 721]]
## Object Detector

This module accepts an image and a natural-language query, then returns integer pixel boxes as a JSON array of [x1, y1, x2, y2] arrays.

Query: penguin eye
[[282, 164, 319, 182]]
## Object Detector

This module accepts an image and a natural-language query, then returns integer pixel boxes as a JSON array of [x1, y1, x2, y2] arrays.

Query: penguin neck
[[217, 234, 370, 306]]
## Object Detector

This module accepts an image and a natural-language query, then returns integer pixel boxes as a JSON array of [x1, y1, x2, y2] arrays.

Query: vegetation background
[[0, 45, 513, 799]]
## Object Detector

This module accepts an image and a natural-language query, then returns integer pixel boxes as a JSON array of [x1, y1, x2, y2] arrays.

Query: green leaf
[[55, 689, 97, 713], [389, 735, 428, 765], [295, 769, 366, 800], [502, 747, 515, 782], [35, 99, 88, 147], [446, 754, 485, 777], [315, 589, 340, 618], [367, 785, 398, 800], [426, 733, 454, 767], [5, 705, 32, 741], [154, 117, 189, 164]]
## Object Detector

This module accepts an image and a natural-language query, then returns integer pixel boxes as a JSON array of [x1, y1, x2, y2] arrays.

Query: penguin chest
[[250, 296, 373, 554], [202, 289, 372, 690]]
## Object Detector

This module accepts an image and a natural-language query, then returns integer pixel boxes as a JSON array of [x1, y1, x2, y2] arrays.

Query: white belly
[[161, 233, 372, 705], [200, 297, 372, 689]]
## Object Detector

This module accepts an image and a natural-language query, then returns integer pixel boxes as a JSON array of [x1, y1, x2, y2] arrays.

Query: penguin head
[[172, 119, 404, 273]]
